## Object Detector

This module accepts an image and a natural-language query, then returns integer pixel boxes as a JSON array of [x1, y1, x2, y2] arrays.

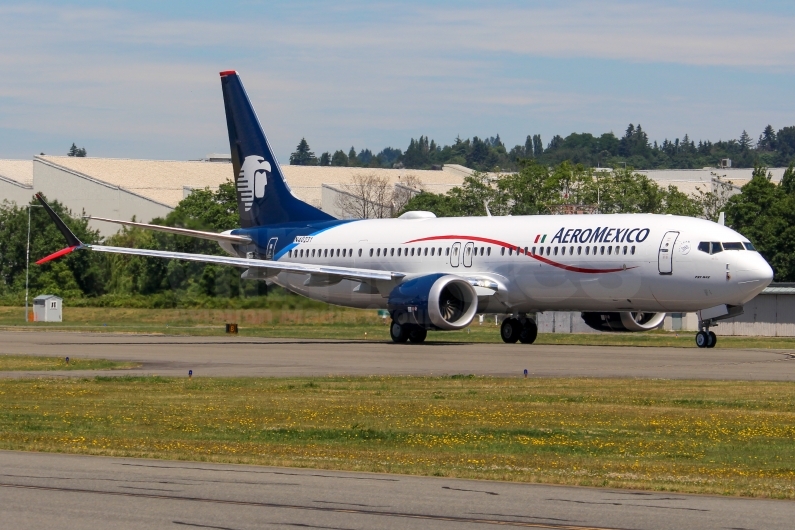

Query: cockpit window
[[743, 242, 757, 251], [723, 242, 744, 250], [697, 242, 724, 254]]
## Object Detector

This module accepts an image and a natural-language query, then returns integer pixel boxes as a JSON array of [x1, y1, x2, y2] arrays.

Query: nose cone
[[737, 253, 774, 302]]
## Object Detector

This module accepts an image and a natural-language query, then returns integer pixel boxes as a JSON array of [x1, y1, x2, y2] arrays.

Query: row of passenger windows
[[501, 245, 636, 256], [289, 244, 636, 259], [698, 241, 756, 255]]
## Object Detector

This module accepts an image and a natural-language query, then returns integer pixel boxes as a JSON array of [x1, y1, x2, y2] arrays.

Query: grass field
[[0, 355, 139, 371], [1, 375, 794, 498], [2, 306, 795, 348]]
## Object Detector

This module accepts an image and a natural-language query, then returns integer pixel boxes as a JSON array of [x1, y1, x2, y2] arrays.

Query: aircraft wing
[[85, 216, 252, 244], [35, 194, 402, 283], [83, 244, 401, 282]]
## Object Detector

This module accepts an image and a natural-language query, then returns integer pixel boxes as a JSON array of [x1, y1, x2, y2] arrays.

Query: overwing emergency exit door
[[658, 231, 679, 274], [265, 237, 278, 260], [450, 242, 461, 267]]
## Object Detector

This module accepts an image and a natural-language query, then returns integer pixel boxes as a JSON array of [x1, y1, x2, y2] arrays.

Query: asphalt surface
[[1, 330, 794, 380], [1, 451, 792, 530]]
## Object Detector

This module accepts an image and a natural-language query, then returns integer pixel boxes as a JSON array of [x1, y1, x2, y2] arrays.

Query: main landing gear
[[501, 315, 538, 344], [390, 321, 427, 343], [695, 322, 717, 349]]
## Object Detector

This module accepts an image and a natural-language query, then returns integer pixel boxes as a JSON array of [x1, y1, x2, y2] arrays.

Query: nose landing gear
[[695, 324, 717, 348]]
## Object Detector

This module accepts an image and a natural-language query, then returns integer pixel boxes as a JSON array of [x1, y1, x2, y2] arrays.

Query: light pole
[[25, 204, 42, 322]]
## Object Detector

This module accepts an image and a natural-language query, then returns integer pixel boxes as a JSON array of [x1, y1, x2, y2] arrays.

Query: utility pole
[[25, 204, 42, 322]]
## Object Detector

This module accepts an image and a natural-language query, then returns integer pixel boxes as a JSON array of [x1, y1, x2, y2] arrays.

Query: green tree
[[67, 143, 87, 157], [319, 152, 331, 166], [289, 138, 317, 165], [330, 150, 348, 166], [725, 165, 795, 281]]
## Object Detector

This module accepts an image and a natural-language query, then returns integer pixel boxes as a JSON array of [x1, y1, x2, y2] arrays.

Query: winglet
[[34, 193, 83, 264]]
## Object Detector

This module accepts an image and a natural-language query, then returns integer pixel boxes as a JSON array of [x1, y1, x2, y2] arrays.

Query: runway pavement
[[1, 330, 794, 380], [1, 451, 792, 530]]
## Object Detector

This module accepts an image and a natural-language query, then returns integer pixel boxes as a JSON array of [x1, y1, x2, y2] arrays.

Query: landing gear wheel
[[707, 331, 717, 348], [519, 319, 538, 344], [390, 321, 408, 343], [501, 318, 521, 344], [408, 326, 427, 343], [695, 331, 709, 348]]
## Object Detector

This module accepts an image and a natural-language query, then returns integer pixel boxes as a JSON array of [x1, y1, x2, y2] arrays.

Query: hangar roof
[[0, 159, 33, 187], [35, 156, 470, 209]]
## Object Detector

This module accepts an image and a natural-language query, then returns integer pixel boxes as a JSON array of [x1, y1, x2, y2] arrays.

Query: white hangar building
[[0, 160, 34, 207], [22, 156, 471, 236]]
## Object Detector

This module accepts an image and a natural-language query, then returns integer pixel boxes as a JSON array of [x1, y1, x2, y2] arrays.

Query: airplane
[[35, 70, 774, 348]]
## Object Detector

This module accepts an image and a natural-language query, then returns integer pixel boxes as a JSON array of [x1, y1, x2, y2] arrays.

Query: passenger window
[[608, 246, 612, 255], [531, 246, 535, 255], [424, 248, 428, 256], [312, 249, 316, 257], [376, 248, 380, 257], [509, 248, 513, 256], [631, 246, 635, 255], [538, 247, 543, 256], [446, 248, 450, 256], [431, 248, 435, 256], [723, 242, 744, 250], [411, 248, 415, 256], [600, 246, 604, 255], [369, 249, 373, 257], [744, 242, 756, 251], [711, 242, 723, 254], [553, 247, 557, 256], [623, 246, 627, 255], [438, 247, 442, 255], [358, 249, 362, 257], [569, 247, 574, 255], [585, 246, 589, 255], [487, 247, 491, 256], [577, 246, 581, 255]]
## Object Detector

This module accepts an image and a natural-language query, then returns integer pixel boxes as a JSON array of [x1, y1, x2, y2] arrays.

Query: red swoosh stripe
[[404, 235, 635, 274]]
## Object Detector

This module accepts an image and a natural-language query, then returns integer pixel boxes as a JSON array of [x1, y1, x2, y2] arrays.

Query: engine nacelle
[[581, 311, 666, 332], [388, 274, 478, 330]]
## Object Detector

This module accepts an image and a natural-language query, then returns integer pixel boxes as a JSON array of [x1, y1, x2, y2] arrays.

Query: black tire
[[519, 319, 538, 344], [695, 331, 708, 348], [707, 331, 717, 348], [408, 326, 427, 343], [501, 318, 521, 343], [390, 321, 408, 343]]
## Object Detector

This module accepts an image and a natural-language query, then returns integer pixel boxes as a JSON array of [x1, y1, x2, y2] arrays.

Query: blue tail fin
[[220, 70, 334, 228]]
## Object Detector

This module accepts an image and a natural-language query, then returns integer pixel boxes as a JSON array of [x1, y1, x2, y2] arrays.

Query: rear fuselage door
[[265, 237, 278, 260], [463, 242, 474, 267], [658, 231, 679, 274], [450, 242, 461, 267]]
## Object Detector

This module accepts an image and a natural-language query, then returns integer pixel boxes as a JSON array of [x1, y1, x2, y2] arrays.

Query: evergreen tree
[[739, 130, 753, 151], [331, 150, 348, 166], [757, 125, 777, 151], [319, 152, 331, 166], [532, 134, 543, 157], [67, 143, 87, 157], [289, 138, 317, 165], [347, 147, 359, 167]]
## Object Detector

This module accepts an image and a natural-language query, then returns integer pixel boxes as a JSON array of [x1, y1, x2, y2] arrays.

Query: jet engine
[[388, 274, 478, 330], [581, 311, 666, 332]]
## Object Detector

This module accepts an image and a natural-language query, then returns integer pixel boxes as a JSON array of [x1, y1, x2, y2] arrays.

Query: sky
[[1, 0, 794, 163]]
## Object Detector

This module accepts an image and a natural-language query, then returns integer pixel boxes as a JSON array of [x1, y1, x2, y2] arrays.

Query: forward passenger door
[[658, 231, 679, 274]]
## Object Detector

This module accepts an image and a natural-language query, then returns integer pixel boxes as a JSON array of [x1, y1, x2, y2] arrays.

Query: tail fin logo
[[238, 155, 270, 212]]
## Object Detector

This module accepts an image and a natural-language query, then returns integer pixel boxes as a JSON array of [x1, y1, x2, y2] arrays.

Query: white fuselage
[[239, 213, 773, 314]]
